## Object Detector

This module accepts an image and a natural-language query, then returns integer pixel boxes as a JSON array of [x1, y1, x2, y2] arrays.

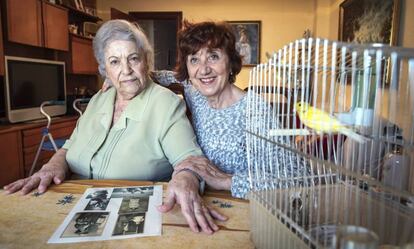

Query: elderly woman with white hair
[[4, 19, 226, 234]]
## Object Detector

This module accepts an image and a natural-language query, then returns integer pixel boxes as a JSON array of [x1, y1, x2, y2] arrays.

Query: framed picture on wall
[[338, 0, 400, 45], [228, 21, 261, 66], [339, 0, 400, 86]]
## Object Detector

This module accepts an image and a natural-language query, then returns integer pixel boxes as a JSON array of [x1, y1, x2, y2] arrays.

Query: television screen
[[5, 56, 66, 123]]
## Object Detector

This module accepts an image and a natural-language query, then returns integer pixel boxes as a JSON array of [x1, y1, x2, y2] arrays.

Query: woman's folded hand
[[173, 156, 232, 191]]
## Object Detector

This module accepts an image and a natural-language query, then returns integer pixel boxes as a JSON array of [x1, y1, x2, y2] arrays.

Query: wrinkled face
[[186, 47, 231, 98], [104, 40, 147, 100]]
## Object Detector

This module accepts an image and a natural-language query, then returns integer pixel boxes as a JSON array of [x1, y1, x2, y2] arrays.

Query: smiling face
[[104, 40, 148, 100], [186, 47, 231, 98]]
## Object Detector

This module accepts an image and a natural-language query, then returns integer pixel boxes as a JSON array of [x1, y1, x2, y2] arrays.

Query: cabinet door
[[71, 35, 98, 74], [6, 0, 42, 47], [42, 2, 69, 51], [0, 131, 23, 187]]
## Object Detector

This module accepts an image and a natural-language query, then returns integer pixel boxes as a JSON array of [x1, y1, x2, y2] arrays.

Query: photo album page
[[48, 185, 162, 243]]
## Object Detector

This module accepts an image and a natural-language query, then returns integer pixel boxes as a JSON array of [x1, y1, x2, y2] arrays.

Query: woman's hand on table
[[173, 156, 232, 191], [158, 170, 228, 234], [3, 149, 68, 195]]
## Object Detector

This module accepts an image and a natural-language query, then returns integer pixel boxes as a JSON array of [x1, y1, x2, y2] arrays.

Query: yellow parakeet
[[295, 102, 366, 143]]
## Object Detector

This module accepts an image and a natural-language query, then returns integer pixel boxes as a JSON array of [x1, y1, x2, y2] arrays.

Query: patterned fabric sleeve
[[231, 171, 251, 199], [151, 70, 181, 86], [231, 149, 312, 200]]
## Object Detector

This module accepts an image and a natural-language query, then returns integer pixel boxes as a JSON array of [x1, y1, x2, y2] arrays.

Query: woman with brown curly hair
[[154, 21, 251, 199], [156, 20, 309, 232]]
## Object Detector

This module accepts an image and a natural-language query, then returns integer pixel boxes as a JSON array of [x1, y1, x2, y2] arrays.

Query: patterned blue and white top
[[155, 71, 250, 198], [184, 84, 250, 198]]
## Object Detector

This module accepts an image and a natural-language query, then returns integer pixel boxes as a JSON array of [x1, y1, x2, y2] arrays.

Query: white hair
[[93, 19, 154, 79]]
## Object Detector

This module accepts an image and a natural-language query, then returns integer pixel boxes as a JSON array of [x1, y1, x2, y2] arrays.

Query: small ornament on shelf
[[74, 0, 84, 11], [68, 24, 78, 35], [85, 7, 97, 16]]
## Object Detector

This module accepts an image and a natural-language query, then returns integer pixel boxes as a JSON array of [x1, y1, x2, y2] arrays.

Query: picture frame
[[338, 0, 400, 45], [228, 21, 261, 66]]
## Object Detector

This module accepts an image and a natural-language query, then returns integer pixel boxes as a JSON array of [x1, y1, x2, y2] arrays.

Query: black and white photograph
[[85, 196, 110, 211], [118, 197, 149, 214], [86, 189, 109, 199], [110, 186, 154, 198], [61, 212, 109, 238], [84, 189, 110, 210], [48, 185, 162, 243], [112, 213, 146, 236]]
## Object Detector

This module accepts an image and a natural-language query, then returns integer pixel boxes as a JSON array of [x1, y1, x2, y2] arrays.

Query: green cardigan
[[63, 81, 202, 181]]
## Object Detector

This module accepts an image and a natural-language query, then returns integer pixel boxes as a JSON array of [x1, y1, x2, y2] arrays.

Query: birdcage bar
[[247, 38, 414, 248]]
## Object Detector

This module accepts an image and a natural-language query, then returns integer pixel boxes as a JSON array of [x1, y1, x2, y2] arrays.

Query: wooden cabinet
[[0, 116, 77, 187], [62, 3, 100, 75], [6, 0, 68, 51], [6, 0, 42, 47], [69, 34, 97, 74], [0, 131, 23, 187], [42, 1, 69, 51]]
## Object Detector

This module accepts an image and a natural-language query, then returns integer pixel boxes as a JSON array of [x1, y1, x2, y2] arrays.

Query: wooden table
[[0, 180, 254, 249]]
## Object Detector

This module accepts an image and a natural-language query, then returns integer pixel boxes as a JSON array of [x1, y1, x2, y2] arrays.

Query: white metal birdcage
[[246, 38, 414, 249]]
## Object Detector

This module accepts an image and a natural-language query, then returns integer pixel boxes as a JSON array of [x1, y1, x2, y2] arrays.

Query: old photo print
[[113, 213, 146, 236], [118, 197, 149, 214], [111, 186, 154, 198], [61, 212, 109, 238], [48, 185, 162, 243]]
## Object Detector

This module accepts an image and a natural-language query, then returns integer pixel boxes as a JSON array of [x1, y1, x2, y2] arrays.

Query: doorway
[[111, 9, 182, 70]]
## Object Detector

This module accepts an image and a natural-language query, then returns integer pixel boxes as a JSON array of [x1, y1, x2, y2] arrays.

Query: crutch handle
[[73, 98, 91, 116]]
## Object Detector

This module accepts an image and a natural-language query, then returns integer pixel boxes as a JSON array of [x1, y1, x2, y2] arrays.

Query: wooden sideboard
[[0, 115, 77, 187]]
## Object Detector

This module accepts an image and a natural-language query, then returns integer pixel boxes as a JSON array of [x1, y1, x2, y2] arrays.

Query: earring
[[230, 71, 233, 76]]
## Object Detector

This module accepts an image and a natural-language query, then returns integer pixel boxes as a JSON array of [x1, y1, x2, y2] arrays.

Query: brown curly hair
[[174, 20, 242, 84]]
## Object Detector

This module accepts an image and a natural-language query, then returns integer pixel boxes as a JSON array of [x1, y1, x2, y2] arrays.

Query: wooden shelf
[[70, 32, 93, 40], [62, 4, 101, 23]]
